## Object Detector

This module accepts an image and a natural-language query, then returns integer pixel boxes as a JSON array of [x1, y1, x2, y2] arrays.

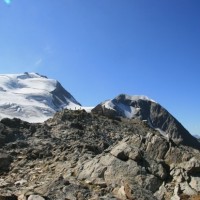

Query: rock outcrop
[[0, 109, 200, 199]]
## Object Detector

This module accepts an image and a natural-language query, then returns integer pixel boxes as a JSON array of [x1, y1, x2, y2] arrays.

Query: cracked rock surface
[[0, 109, 200, 199]]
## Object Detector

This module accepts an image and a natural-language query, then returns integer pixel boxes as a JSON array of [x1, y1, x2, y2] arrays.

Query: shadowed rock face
[[0, 109, 199, 199], [51, 81, 81, 109], [92, 94, 200, 149]]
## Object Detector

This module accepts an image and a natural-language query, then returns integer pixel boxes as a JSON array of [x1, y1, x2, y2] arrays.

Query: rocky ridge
[[92, 94, 200, 150], [0, 72, 198, 151], [0, 109, 200, 199]]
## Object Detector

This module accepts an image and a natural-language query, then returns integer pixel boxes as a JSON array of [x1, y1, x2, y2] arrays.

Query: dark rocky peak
[[51, 81, 81, 110], [92, 94, 200, 149]]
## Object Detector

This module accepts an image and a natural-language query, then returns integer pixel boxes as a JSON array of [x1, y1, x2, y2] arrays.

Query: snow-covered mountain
[[96, 94, 156, 119], [92, 94, 200, 149], [0, 72, 81, 122], [0, 73, 199, 149]]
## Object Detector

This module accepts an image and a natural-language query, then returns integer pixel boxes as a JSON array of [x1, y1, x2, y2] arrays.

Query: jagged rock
[[171, 185, 180, 200], [110, 141, 142, 161], [189, 176, 200, 192], [145, 159, 168, 180], [100, 155, 141, 185], [145, 132, 169, 160], [179, 181, 197, 196], [154, 182, 168, 200], [0, 109, 199, 199], [123, 181, 157, 200]]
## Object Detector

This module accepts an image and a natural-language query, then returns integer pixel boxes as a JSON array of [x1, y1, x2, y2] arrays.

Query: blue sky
[[0, 0, 200, 135]]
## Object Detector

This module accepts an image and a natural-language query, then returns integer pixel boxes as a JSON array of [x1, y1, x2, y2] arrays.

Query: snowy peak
[[99, 94, 156, 119], [92, 94, 200, 149], [115, 94, 156, 103], [0, 72, 81, 122], [0, 72, 54, 92], [0, 74, 199, 150]]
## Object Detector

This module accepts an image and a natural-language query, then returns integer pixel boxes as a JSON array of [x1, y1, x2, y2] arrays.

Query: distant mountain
[[1, 77, 200, 199], [194, 135, 200, 144], [0, 73, 198, 149], [194, 134, 200, 139], [0, 72, 81, 122], [92, 94, 200, 149]]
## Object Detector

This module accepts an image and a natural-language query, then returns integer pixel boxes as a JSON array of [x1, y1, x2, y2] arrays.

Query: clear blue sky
[[0, 0, 200, 135]]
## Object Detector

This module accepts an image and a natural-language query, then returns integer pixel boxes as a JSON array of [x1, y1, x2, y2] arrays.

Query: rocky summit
[[92, 94, 200, 150], [0, 109, 200, 200]]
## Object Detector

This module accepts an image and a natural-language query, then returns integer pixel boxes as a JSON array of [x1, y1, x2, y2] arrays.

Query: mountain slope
[[0, 109, 200, 199], [0, 72, 81, 122], [92, 94, 200, 149], [0, 73, 198, 149]]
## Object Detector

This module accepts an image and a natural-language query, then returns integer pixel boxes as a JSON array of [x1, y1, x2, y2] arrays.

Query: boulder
[[110, 142, 142, 161]]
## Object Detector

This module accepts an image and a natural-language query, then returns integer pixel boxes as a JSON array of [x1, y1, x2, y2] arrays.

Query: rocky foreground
[[0, 109, 200, 200]]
